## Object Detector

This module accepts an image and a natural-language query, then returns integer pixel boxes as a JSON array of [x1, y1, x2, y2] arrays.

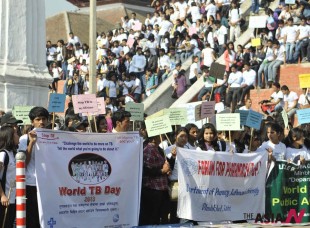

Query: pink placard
[[82, 97, 106, 116], [127, 37, 135, 48], [200, 101, 216, 119], [133, 22, 142, 31], [72, 94, 98, 114], [189, 26, 197, 36]]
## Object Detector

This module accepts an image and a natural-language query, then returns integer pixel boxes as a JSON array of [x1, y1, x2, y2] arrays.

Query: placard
[[12, 106, 34, 125], [285, 0, 295, 4], [127, 37, 135, 48], [145, 115, 172, 137], [236, 110, 249, 126], [296, 108, 310, 125], [299, 74, 310, 88], [249, 16, 268, 28], [125, 102, 144, 121], [216, 113, 241, 131], [194, 104, 202, 121], [209, 62, 226, 79], [133, 22, 142, 31], [82, 98, 106, 116], [189, 26, 197, 36], [200, 101, 216, 119], [163, 108, 188, 125], [48, 93, 66, 113], [72, 94, 98, 114], [246, 110, 263, 130], [251, 38, 261, 47], [281, 109, 289, 128]]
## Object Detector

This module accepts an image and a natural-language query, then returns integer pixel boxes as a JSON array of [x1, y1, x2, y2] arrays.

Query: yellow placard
[[299, 74, 310, 88], [251, 38, 261, 47]]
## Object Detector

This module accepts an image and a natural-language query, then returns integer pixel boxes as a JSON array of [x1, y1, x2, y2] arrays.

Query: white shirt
[[97, 78, 106, 92], [275, 45, 286, 61], [241, 69, 256, 86], [214, 25, 228, 45], [202, 47, 214, 67], [47, 47, 56, 61], [229, 8, 241, 24], [228, 71, 242, 87], [190, 39, 200, 55], [189, 62, 198, 79], [205, 3, 217, 20], [298, 93, 310, 106], [52, 67, 62, 79], [106, 81, 119, 98], [132, 54, 146, 72], [56, 46, 63, 61], [175, 1, 188, 18], [159, 20, 173, 36], [19, 134, 36, 186], [297, 25, 310, 40], [284, 25, 298, 43], [0, 150, 16, 203], [68, 35, 81, 46], [188, 6, 201, 22], [258, 141, 286, 161], [133, 78, 142, 94], [285, 146, 310, 163], [284, 91, 298, 108], [158, 55, 171, 70], [271, 91, 284, 107], [122, 80, 134, 95]]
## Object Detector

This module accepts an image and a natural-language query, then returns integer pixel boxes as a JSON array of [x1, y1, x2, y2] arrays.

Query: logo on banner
[[180, 158, 198, 176], [68, 153, 112, 185], [113, 214, 120, 223]]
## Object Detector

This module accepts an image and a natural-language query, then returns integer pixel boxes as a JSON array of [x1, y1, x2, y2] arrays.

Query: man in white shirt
[[214, 20, 228, 56], [238, 62, 256, 105], [46, 40, 56, 68], [267, 40, 286, 84], [130, 72, 142, 102], [260, 82, 284, 114], [19, 107, 49, 228], [225, 65, 242, 112], [112, 110, 131, 133], [132, 47, 146, 87], [281, 85, 298, 117], [97, 73, 106, 93], [157, 48, 171, 84], [298, 88, 310, 109], [128, 13, 140, 30], [275, 19, 286, 45], [293, 17, 310, 63], [175, 0, 188, 21], [68, 32, 81, 46], [284, 18, 298, 63]]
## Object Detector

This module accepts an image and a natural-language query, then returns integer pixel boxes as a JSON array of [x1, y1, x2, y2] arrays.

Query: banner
[[35, 129, 143, 228], [177, 148, 268, 221], [265, 161, 310, 223]]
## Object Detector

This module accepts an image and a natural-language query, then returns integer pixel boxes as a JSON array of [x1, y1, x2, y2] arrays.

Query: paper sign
[[133, 22, 142, 31], [281, 109, 289, 128], [145, 115, 172, 137], [82, 98, 106, 116], [67, 57, 76, 64], [299, 74, 310, 88], [251, 38, 261, 47], [127, 37, 135, 48], [189, 26, 197, 36], [175, 101, 204, 128], [296, 108, 310, 125], [146, 110, 164, 120], [12, 106, 34, 125], [216, 113, 241, 131], [125, 102, 144, 121], [245, 110, 263, 130], [163, 108, 188, 125], [236, 110, 249, 126], [201, 101, 216, 119], [249, 16, 267, 28], [285, 0, 295, 4], [72, 94, 98, 114], [48, 93, 66, 113], [209, 62, 226, 79], [194, 104, 202, 121]]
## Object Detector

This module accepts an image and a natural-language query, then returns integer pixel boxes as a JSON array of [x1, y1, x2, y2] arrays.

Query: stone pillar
[[0, 0, 52, 111]]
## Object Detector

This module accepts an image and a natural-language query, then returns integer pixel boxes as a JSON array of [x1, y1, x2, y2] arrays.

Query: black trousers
[[139, 188, 170, 225], [0, 203, 15, 228], [26, 185, 40, 228]]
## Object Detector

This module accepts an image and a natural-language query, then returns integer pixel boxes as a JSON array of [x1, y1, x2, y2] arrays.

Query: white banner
[[177, 148, 268, 222], [35, 129, 143, 228]]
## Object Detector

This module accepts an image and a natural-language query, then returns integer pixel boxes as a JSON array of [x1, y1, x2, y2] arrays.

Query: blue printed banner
[[177, 148, 268, 222], [246, 110, 263, 130], [296, 108, 310, 125], [48, 93, 66, 113]]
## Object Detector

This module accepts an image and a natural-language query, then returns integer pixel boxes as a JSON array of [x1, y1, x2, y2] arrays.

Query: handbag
[[169, 181, 179, 201]]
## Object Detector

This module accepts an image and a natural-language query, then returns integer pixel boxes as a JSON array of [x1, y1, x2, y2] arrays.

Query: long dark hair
[[0, 126, 17, 152], [197, 123, 219, 151], [284, 127, 304, 148]]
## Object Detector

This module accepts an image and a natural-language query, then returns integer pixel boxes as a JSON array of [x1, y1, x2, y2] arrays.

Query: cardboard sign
[[189, 26, 197, 36], [285, 0, 295, 4], [127, 37, 135, 48], [236, 110, 249, 126], [194, 104, 202, 121], [67, 57, 76, 64], [12, 106, 34, 125], [299, 74, 310, 88], [145, 115, 172, 137], [48, 93, 66, 113], [82, 97, 106, 116], [209, 62, 226, 79], [216, 113, 241, 131], [163, 108, 188, 125], [245, 110, 263, 130], [249, 16, 268, 28], [251, 38, 261, 47], [296, 108, 310, 125], [125, 102, 144, 121], [200, 101, 215, 119], [133, 22, 142, 31], [72, 94, 98, 114], [281, 109, 289, 128]]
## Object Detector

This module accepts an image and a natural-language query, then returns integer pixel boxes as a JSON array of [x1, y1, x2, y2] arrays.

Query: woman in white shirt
[[189, 55, 200, 85], [51, 62, 63, 92], [284, 127, 310, 164]]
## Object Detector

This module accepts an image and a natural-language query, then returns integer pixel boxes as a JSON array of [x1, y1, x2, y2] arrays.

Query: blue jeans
[[257, 61, 271, 87], [293, 39, 309, 62], [62, 61, 68, 80], [285, 42, 295, 63], [267, 60, 283, 82], [251, 0, 259, 13]]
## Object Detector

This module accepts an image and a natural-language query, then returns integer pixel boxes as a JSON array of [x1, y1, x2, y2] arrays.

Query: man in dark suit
[[144, 49, 158, 73]]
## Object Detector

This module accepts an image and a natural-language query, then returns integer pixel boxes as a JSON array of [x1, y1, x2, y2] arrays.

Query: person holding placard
[[298, 88, 310, 109], [197, 66, 216, 101], [281, 85, 298, 118]]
